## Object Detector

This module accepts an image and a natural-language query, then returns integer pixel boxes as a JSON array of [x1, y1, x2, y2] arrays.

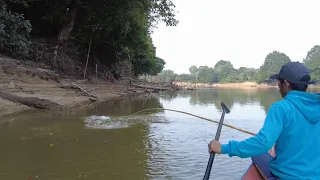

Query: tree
[[189, 65, 198, 75], [188, 65, 198, 82], [0, 5, 32, 57], [257, 51, 291, 83], [237, 67, 258, 82], [156, 70, 177, 82], [148, 49, 320, 85], [3, 0, 179, 78], [148, 57, 166, 76], [303, 45, 320, 81], [213, 60, 235, 82], [197, 66, 215, 83], [176, 74, 192, 82]]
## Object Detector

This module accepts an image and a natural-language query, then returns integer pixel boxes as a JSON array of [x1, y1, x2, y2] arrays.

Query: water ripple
[[84, 115, 170, 129], [145, 117, 253, 180]]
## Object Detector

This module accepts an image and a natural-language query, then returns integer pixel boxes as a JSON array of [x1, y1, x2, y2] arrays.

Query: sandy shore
[[173, 81, 276, 89], [174, 81, 320, 90]]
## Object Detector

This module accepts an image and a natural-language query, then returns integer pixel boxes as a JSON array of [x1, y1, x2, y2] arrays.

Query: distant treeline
[[148, 48, 320, 84]]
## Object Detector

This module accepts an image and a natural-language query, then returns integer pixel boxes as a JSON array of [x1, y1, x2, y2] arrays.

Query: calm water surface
[[0, 88, 318, 180]]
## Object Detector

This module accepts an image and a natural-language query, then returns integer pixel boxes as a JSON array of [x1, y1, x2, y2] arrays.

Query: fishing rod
[[130, 108, 256, 136]]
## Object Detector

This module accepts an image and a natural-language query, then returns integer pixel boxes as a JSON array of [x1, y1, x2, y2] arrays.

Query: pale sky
[[151, 0, 320, 74]]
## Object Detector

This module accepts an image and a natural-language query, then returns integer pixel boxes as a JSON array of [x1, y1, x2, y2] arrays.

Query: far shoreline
[[173, 81, 320, 90]]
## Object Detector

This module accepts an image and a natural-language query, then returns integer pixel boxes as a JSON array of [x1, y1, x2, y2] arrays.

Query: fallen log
[[71, 83, 94, 97], [59, 83, 98, 101], [0, 91, 63, 109], [131, 83, 172, 91]]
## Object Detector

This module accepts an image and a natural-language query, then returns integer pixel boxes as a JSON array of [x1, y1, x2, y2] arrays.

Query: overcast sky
[[150, 0, 320, 74]]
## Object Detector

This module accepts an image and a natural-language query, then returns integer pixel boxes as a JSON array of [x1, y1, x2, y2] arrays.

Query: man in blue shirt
[[208, 62, 320, 180]]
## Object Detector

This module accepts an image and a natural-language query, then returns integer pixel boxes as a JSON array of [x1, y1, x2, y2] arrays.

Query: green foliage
[[150, 59, 260, 84], [256, 51, 291, 83], [303, 45, 320, 81], [3, 0, 319, 83], [148, 57, 166, 76], [186, 65, 197, 82], [0, 5, 32, 57], [214, 60, 235, 82], [143, 47, 320, 84], [133, 56, 165, 76], [189, 65, 198, 75], [196, 66, 215, 83], [2, 0, 178, 77], [236, 67, 258, 82], [176, 73, 192, 82], [149, 69, 177, 82], [150, 49, 320, 84]]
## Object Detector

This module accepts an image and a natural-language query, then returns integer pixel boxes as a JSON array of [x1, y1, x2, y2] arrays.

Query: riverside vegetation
[[0, 0, 180, 117], [148, 49, 320, 87], [1, 1, 319, 117]]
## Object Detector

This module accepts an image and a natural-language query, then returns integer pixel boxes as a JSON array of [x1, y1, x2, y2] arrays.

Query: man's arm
[[221, 103, 284, 158]]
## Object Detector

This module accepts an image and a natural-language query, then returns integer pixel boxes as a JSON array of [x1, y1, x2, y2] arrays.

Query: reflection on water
[[163, 88, 282, 112], [84, 96, 164, 117], [0, 88, 318, 180]]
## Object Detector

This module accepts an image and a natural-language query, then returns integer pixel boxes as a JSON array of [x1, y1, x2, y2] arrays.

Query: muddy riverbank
[[0, 57, 177, 119]]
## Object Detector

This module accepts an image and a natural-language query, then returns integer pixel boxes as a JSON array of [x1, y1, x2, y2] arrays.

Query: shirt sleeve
[[221, 103, 284, 158]]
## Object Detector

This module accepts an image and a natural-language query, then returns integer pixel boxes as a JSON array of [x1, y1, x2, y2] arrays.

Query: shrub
[[0, 5, 32, 58]]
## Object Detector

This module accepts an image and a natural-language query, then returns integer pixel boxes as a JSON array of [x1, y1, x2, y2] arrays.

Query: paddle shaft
[[203, 102, 230, 180]]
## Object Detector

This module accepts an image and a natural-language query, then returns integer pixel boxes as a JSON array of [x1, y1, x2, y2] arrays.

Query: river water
[[0, 88, 318, 180]]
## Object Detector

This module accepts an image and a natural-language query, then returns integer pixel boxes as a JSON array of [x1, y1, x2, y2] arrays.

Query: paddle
[[203, 102, 230, 180]]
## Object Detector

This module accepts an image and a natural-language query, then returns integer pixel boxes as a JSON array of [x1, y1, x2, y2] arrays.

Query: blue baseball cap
[[269, 61, 314, 84]]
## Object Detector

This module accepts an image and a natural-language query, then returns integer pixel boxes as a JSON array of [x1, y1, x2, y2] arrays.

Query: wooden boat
[[241, 163, 266, 180], [241, 146, 276, 180]]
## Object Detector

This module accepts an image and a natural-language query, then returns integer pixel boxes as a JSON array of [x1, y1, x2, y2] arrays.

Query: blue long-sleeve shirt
[[221, 90, 320, 180]]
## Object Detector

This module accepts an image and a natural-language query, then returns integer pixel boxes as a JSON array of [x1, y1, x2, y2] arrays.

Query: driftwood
[[71, 83, 98, 100], [59, 83, 98, 101], [131, 83, 172, 91], [124, 87, 153, 96], [0, 91, 63, 109]]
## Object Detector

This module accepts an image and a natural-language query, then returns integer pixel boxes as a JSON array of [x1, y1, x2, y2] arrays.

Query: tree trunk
[[58, 0, 78, 43], [54, 0, 78, 55]]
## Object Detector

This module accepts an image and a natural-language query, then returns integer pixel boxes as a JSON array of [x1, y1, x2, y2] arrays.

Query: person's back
[[270, 90, 320, 179], [208, 61, 320, 180]]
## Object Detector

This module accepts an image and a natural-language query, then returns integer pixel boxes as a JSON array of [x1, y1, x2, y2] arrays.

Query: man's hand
[[208, 140, 222, 154]]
